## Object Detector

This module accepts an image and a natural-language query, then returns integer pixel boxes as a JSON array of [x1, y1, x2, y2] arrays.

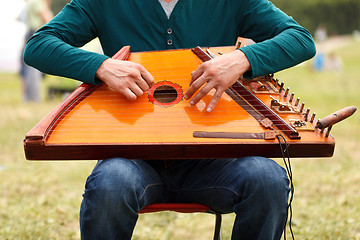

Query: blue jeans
[[80, 157, 290, 240]]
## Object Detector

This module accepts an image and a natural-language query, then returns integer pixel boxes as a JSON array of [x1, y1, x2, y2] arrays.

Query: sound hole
[[153, 85, 178, 103]]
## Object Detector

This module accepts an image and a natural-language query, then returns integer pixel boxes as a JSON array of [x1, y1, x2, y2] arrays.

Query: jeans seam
[[138, 183, 165, 202]]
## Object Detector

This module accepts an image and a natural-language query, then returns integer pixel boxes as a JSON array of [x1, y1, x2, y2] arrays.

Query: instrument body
[[24, 46, 335, 160]]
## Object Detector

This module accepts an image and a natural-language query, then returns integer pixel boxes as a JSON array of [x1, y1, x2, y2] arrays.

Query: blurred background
[[1, 0, 71, 72], [0, 0, 359, 239]]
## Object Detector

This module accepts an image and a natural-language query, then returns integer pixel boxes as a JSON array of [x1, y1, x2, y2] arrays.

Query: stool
[[138, 203, 222, 240]]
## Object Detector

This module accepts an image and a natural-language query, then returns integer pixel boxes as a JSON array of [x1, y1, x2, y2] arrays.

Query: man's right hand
[[95, 58, 155, 101]]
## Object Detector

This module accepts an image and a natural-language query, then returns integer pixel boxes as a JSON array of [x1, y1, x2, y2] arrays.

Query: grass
[[0, 36, 359, 239]]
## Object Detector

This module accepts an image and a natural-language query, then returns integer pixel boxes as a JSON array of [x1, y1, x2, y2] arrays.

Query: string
[[50, 106, 297, 133], [276, 134, 295, 240], [51, 112, 295, 132], [53, 92, 296, 115], [85, 92, 281, 98], [50, 49, 301, 136], [57, 95, 297, 117], [56, 108, 293, 118]]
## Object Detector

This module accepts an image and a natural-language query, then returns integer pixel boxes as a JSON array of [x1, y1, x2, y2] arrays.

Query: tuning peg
[[318, 119, 324, 133], [300, 102, 305, 113], [325, 126, 332, 138], [236, 40, 242, 49], [279, 82, 284, 93], [284, 87, 290, 97], [275, 78, 279, 87], [289, 92, 295, 103], [316, 106, 357, 129], [310, 112, 316, 123], [305, 108, 310, 121], [295, 97, 300, 106], [316, 106, 357, 138]]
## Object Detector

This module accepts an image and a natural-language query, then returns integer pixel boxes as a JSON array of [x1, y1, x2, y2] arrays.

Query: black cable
[[276, 134, 295, 240]]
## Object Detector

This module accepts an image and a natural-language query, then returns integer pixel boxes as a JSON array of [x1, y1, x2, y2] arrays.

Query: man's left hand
[[184, 50, 251, 112]]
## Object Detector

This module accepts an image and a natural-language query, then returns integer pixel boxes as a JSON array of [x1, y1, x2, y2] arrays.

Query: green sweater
[[24, 0, 316, 85]]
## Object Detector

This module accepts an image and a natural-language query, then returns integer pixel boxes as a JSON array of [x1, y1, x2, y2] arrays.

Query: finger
[[184, 67, 204, 100], [135, 77, 152, 92], [184, 74, 208, 100], [206, 89, 224, 112], [120, 88, 137, 101], [139, 66, 155, 88], [128, 83, 144, 98], [189, 66, 204, 85], [189, 81, 215, 106]]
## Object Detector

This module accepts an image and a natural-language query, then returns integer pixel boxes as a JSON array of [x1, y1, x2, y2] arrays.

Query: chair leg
[[213, 212, 222, 240]]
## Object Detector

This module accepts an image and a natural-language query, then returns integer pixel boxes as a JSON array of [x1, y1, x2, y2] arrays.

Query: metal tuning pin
[[289, 92, 295, 103], [271, 77, 276, 84], [310, 112, 316, 123], [300, 102, 305, 113], [305, 108, 310, 122], [236, 40, 242, 49], [275, 78, 279, 87], [325, 126, 332, 138], [279, 82, 284, 93], [284, 87, 290, 98], [295, 97, 300, 106], [318, 119, 324, 132]]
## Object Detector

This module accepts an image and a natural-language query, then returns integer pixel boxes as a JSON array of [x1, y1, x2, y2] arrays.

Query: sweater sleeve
[[236, 0, 316, 78], [23, 0, 108, 85]]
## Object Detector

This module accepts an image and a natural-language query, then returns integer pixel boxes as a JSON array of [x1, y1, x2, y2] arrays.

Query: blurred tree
[[272, 0, 360, 35], [50, 0, 71, 15]]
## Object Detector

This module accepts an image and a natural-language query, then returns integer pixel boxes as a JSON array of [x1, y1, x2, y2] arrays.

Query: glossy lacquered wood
[[24, 46, 335, 160]]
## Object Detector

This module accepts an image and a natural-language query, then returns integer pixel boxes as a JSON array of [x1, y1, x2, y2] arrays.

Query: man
[[24, 0, 316, 239], [20, 0, 53, 102]]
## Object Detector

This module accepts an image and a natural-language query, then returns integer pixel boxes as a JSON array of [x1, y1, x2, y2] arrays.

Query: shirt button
[[167, 39, 173, 45], [167, 28, 173, 34]]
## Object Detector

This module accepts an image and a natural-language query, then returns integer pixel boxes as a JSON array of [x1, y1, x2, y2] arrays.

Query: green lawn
[[0, 36, 359, 239]]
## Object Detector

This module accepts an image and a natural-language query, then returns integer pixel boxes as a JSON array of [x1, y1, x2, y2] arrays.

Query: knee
[[84, 158, 144, 205], [239, 156, 290, 200]]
